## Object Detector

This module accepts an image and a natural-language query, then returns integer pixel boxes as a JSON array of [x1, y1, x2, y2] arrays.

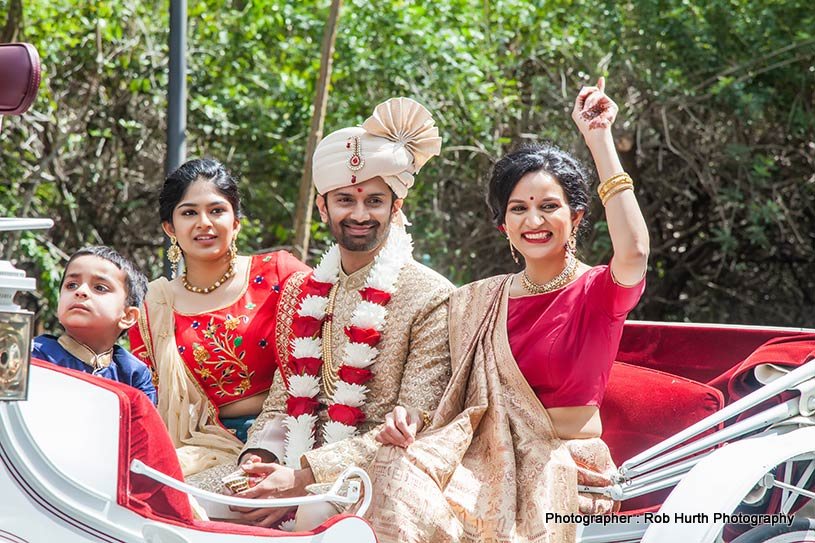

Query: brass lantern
[[0, 218, 53, 401]]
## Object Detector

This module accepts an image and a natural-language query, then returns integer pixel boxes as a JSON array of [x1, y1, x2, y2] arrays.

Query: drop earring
[[167, 235, 182, 278], [508, 236, 520, 265]]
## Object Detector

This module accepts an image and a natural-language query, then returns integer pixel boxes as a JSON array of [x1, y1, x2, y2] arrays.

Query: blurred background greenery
[[1, 0, 813, 331]]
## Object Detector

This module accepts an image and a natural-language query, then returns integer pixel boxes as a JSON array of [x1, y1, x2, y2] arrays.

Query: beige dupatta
[[366, 275, 616, 543], [138, 278, 243, 477]]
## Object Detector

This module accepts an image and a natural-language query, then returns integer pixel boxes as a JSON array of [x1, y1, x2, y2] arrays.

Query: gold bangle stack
[[597, 172, 634, 206]]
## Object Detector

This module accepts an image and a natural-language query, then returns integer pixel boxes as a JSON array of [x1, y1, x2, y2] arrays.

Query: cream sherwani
[[189, 257, 453, 490]]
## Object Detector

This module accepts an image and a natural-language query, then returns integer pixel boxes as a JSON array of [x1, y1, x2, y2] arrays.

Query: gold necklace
[[182, 261, 235, 294], [522, 254, 578, 294], [320, 283, 341, 398]]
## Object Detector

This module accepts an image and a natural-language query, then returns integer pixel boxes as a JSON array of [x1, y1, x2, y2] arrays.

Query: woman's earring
[[567, 230, 577, 255], [230, 237, 238, 264], [167, 236, 182, 278], [507, 236, 520, 265]]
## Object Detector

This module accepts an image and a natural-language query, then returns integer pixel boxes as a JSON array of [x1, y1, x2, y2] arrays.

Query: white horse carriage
[[3, 42, 815, 543]]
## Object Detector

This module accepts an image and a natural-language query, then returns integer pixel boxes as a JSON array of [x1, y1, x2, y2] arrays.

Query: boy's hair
[[62, 246, 148, 308]]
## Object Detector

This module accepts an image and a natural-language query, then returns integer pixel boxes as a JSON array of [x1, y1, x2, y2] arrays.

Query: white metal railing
[[130, 460, 373, 517], [581, 360, 815, 501]]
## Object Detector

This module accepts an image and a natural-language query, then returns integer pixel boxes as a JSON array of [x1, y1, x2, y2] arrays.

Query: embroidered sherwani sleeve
[[395, 289, 453, 417], [302, 285, 453, 484]]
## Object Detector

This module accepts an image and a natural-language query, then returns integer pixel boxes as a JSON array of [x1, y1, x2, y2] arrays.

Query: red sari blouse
[[506, 264, 645, 408], [130, 252, 309, 409]]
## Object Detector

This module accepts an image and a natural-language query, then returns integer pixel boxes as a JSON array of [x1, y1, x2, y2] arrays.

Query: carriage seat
[[600, 361, 725, 513]]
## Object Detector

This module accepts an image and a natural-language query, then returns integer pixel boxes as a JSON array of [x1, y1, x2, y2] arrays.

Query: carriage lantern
[[0, 219, 53, 401]]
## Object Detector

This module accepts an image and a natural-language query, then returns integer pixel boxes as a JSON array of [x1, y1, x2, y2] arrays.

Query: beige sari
[[365, 275, 616, 543], [137, 278, 243, 477]]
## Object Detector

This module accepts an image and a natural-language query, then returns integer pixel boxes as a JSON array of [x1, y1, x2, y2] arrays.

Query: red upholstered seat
[[601, 361, 725, 513]]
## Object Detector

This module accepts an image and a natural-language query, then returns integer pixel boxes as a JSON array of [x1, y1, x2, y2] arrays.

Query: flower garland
[[282, 226, 413, 469]]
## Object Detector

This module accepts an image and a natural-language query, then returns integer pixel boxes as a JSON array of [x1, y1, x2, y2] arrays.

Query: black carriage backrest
[[0, 42, 41, 115]]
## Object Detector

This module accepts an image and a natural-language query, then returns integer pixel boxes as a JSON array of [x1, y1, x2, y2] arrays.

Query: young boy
[[32, 246, 157, 404]]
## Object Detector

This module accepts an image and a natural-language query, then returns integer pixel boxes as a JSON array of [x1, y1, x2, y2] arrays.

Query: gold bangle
[[598, 178, 633, 201], [601, 183, 634, 206], [602, 172, 630, 185], [597, 173, 633, 200]]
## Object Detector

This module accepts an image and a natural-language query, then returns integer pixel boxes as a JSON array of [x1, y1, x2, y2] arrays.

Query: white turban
[[312, 97, 441, 198]]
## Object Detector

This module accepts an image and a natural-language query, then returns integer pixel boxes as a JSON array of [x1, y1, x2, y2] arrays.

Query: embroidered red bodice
[[130, 252, 309, 409]]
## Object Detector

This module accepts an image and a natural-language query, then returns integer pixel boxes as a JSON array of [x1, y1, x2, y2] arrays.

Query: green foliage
[[2, 0, 814, 329]]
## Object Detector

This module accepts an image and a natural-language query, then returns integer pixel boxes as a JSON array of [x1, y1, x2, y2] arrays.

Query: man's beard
[[326, 209, 393, 252]]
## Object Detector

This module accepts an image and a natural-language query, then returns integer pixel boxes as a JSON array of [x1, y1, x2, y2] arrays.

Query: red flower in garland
[[338, 365, 374, 385], [328, 404, 366, 426], [291, 357, 323, 377], [292, 315, 323, 338], [345, 326, 382, 347], [359, 287, 391, 305], [287, 396, 320, 417], [304, 277, 333, 297]]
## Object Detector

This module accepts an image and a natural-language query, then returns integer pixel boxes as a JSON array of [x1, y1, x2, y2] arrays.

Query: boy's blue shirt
[[32, 334, 157, 405]]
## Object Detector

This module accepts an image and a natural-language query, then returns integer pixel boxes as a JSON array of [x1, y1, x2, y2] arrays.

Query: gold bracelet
[[598, 177, 632, 201], [601, 182, 634, 206], [597, 172, 633, 200]]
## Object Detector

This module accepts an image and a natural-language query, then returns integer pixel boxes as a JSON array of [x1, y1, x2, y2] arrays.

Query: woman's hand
[[375, 405, 424, 448], [571, 77, 618, 142]]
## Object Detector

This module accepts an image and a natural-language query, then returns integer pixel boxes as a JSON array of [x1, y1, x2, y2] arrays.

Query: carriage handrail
[[619, 359, 815, 475], [130, 459, 373, 517], [618, 397, 799, 480], [0, 218, 54, 232]]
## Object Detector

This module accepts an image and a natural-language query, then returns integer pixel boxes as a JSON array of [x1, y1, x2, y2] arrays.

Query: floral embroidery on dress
[[246, 302, 257, 310], [191, 314, 256, 398], [253, 275, 265, 285]]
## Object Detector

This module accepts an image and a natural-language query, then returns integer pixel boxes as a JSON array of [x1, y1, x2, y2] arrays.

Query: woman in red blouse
[[369, 79, 649, 540], [129, 159, 308, 476], [497, 76, 649, 440]]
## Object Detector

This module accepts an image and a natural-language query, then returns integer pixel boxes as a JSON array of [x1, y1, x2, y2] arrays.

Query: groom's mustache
[[340, 220, 379, 228]]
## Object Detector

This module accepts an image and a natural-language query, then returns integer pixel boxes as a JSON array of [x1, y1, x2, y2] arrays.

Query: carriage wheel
[[731, 518, 815, 542]]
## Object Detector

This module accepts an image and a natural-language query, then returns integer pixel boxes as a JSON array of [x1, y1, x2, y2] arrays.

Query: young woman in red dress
[[129, 159, 309, 476]]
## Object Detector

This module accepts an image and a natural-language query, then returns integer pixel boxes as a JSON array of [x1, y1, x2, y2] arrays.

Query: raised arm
[[572, 77, 649, 286]]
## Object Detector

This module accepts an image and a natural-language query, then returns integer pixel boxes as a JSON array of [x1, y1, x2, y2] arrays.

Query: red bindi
[[357, 188, 363, 193], [529, 196, 535, 201]]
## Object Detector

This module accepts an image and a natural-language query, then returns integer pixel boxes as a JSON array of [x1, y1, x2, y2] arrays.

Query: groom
[[191, 97, 455, 528]]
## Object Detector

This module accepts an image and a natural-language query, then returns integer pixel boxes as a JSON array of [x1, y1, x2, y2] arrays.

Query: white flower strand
[[323, 420, 358, 444], [281, 246, 337, 471], [351, 301, 388, 330], [332, 381, 369, 407], [282, 413, 318, 469], [291, 337, 322, 359], [287, 374, 320, 398], [312, 244, 341, 284], [342, 342, 379, 368], [298, 295, 329, 319]]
